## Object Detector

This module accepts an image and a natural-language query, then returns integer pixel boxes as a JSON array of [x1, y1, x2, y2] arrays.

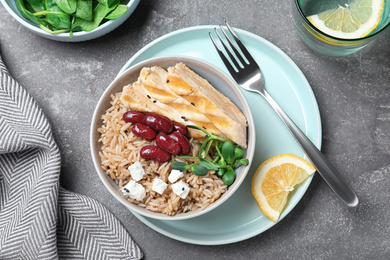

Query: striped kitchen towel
[[0, 56, 143, 259]]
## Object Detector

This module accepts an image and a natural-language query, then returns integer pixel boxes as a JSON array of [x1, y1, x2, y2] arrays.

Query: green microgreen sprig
[[171, 125, 249, 185]]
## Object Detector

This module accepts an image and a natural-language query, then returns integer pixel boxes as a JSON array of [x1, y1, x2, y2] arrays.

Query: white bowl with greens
[[1, 0, 140, 42]]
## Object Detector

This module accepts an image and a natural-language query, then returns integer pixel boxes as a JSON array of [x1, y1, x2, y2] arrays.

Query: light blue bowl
[[90, 56, 256, 221], [0, 0, 140, 42]]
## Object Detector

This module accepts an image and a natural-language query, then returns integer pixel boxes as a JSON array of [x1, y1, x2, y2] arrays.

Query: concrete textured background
[[1, 0, 390, 259]]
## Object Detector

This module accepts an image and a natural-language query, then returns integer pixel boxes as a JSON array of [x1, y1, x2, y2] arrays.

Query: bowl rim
[[0, 0, 140, 42], [90, 55, 256, 220]]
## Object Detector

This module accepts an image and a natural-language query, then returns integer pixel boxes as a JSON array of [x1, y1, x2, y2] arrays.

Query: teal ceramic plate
[[117, 25, 322, 245]]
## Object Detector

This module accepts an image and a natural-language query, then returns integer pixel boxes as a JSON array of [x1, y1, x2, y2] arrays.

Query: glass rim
[[294, 0, 390, 42]]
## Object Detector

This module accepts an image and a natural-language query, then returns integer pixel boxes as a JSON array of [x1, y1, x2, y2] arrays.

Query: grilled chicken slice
[[120, 82, 204, 139], [166, 63, 247, 148], [120, 82, 156, 112], [138, 66, 224, 138]]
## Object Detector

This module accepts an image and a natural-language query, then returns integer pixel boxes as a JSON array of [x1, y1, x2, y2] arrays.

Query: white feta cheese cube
[[168, 169, 184, 183], [128, 161, 145, 181], [171, 180, 190, 199], [122, 180, 146, 201], [152, 178, 168, 195]]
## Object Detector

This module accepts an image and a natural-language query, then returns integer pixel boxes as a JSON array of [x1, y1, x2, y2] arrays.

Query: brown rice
[[98, 92, 227, 216]]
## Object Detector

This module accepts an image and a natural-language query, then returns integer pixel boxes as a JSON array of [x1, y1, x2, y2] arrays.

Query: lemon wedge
[[307, 0, 385, 39], [251, 154, 316, 222]]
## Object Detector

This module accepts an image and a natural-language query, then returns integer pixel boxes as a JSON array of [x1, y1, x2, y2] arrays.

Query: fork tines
[[209, 22, 255, 76]]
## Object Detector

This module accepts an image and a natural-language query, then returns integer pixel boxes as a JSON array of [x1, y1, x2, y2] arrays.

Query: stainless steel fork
[[210, 23, 358, 207]]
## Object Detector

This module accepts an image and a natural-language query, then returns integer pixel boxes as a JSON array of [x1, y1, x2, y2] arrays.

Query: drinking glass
[[292, 0, 390, 56]]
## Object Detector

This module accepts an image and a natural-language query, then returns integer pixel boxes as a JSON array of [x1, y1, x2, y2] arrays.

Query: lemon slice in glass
[[307, 0, 385, 39], [251, 154, 316, 222]]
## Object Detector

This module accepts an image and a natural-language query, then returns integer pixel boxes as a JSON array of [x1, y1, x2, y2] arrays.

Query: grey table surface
[[1, 0, 390, 259]]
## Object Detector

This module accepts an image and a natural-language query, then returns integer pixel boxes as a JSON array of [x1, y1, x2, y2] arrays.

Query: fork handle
[[262, 90, 359, 207]]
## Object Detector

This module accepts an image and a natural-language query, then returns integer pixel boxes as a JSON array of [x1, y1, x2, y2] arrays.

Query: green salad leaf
[[55, 0, 77, 14], [74, 0, 93, 21], [105, 4, 127, 19], [15, 0, 128, 37]]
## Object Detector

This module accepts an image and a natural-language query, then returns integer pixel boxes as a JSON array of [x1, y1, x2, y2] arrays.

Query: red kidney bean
[[131, 123, 156, 141], [123, 111, 145, 124], [173, 122, 188, 135], [168, 131, 190, 155], [140, 145, 171, 163], [144, 112, 173, 134], [156, 134, 181, 155]]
